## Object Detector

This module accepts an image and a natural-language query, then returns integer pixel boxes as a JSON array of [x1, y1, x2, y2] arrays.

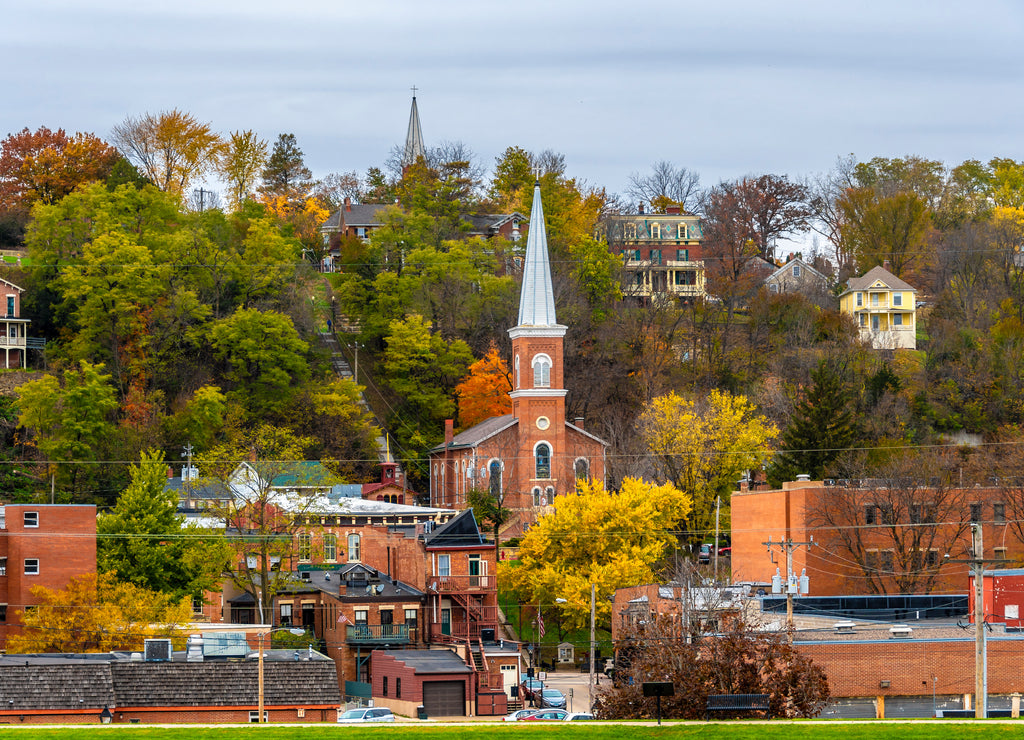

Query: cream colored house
[[838, 265, 917, 350]]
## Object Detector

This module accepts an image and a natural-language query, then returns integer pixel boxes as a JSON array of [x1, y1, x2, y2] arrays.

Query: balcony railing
[[428, 575, 493, 592], [0, 336, 26, 347], [346, 623, 410, 645]]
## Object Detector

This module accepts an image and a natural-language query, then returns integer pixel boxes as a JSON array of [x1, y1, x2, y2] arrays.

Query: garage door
[[422, 681, 465, 716]]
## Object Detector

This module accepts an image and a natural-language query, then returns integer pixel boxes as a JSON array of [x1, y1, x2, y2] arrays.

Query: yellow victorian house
[[839, 263, 918, 350]]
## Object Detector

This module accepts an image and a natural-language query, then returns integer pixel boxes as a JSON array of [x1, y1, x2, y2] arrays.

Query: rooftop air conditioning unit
[[144, 638, 173, 662], [834, 621, 856, 634], [889, 625, 913, 639]]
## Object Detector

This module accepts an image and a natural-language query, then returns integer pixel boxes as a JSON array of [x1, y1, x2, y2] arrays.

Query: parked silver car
[[337, 707, 395, 723]]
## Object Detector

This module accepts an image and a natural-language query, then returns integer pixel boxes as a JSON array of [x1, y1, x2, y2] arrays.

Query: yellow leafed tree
[[641, 389, 777, 540], [500, 477, 691, 632], [7, 572, 191, 654]]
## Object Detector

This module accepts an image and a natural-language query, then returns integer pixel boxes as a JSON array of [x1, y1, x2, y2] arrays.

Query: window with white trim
[[324, 533, 337, 561], [437, 554, 451, 577], [280, 603, 293, 626], [23, 511, 38, 528], [24, 559, 39, 575], [347, 533, 361, 562], [893, 293, 902, 306], [298, 533, 311, 561], [533, 355, 551, 388], [532, 487, 542, 507]]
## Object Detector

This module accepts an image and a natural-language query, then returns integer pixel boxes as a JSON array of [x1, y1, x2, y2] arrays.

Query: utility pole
[[713, 496, 721, 581], [765, 536, 813, 641], [949, 523, 1001, 718], [589, 582, 596, 713]]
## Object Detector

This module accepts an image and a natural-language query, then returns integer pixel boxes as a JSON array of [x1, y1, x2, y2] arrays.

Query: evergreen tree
[[769, 361, 860, 485], [259, 133, 313, 200], [97, 449, 231, 600]]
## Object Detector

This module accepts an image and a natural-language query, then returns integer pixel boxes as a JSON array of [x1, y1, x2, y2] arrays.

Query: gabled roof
[[321, 203, 391, 231], [430, 414, 517, 453], [765, 257, 828, 284], [425, 508, 485, 549], [0, 277, 24, 292], [463, 212, 528, 235], [842, 265, 917, 295]]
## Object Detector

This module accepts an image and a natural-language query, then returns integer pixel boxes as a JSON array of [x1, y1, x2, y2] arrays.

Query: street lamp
[[256, 627, 304, 723]]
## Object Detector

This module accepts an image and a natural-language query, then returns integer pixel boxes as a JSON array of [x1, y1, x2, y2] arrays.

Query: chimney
[[882, 259, 891, 272], [638, 202, 645, 214], [445, 419, 454, 446], [574, 417, 584, 430], [739, 479, 750, 492], [167, 466, 173, 479], [344, 196, 352, 212], [666, 205, 680, 215]]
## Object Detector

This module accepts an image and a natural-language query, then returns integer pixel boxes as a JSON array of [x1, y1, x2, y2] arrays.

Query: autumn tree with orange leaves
[[0, 126, 119, 212], [456, 344, 512, 429]]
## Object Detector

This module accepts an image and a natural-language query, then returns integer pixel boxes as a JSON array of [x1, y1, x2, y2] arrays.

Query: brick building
[[596, 205, 704, 304], [793, 623, 1024, 717], [429, 182, 608, 535], [730, 478, 1019, 596], [0, 504, 96, 649]]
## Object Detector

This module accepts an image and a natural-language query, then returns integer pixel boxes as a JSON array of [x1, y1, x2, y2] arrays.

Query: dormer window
[[532, 355, 551, 388]]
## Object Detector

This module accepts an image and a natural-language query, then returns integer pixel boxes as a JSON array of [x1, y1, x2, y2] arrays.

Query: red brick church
[[428, 182, 607, 535]]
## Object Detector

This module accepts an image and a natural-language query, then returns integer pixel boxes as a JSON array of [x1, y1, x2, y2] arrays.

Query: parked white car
[[564, 712, 595, 721], [337, 707, 395, 723]]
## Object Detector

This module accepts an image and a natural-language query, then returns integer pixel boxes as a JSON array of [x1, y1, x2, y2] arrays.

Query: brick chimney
[[574, 416, 585, 430], [638, 202, 645, 214], [344, 196, 352, 212], [882, 259, 892, 272], [666, 205, 680, 215], [445, 419, 454, 446]]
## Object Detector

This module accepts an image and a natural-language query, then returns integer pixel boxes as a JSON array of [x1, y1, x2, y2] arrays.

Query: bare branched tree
[[627, 161, 701, 213], [806, 453, 971, 594]]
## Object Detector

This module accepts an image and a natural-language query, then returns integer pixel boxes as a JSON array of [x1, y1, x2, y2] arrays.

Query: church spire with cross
[[402, 87, 425, 169]]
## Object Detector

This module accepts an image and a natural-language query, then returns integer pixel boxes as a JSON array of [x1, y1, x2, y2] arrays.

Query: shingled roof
[[0, 658, 340, 710]]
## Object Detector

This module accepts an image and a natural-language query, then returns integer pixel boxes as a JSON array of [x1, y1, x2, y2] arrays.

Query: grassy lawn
[[2, 722, 1022, 739]]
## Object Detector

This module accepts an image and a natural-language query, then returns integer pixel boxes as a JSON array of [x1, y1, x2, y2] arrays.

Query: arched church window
[[532, 487, 542, 507], [535, 443, 551, 479], [515, 355, 520, 389], [575, 458, 589, 481], [533, 354, 551, 388], [489, 460, 502, 497], [545, 486, 554, 506]]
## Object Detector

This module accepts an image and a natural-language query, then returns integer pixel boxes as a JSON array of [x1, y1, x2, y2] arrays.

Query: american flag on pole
[[536, 611, 545, 639], [339, 613, 350, 624]]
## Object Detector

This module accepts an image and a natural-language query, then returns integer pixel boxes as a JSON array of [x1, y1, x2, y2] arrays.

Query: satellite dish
[[365, 585, 373, 595], [376, 584, 385, 594]]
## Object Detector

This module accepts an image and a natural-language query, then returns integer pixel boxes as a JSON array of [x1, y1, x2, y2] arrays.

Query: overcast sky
[[4, 0, 1024, 203]]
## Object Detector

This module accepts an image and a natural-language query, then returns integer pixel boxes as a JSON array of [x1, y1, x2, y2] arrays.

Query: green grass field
[[2, 723, 1022, 739]]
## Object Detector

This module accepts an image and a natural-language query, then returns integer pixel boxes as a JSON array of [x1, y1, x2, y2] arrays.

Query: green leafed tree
[[16, 361, 119, 501], [219, 129, 268, 210], [207, 307, 310, 416], [97, 448, 232, 600]]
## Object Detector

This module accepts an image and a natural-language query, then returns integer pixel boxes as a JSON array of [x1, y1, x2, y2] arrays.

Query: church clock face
[[536, 416, 550, 431]]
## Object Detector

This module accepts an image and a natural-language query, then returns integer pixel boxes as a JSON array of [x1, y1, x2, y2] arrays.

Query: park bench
[[705, 693, 771, 720]]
